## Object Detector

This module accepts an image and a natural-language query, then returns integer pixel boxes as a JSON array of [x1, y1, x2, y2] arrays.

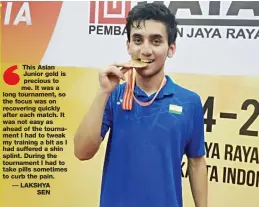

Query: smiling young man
[[74, 2, 208, 207]]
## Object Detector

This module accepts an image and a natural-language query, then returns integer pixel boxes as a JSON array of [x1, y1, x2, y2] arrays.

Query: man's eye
[[134, 38, 142, 44], [153, 39, 161, 45]]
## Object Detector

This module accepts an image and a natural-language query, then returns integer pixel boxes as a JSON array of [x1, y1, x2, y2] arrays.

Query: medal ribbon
[[122, 68, 167, 110]]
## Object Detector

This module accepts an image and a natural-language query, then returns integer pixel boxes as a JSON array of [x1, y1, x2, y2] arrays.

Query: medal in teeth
[[141, 59, 153, 63]]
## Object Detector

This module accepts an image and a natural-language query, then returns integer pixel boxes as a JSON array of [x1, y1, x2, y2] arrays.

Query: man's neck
[[135, 70, 165, 96]]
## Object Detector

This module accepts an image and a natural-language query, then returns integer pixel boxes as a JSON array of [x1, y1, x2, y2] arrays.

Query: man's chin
[[135, 63, 151, 72]]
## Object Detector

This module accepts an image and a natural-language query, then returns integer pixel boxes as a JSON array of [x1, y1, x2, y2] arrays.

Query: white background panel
[[41, 1, 259, 76]]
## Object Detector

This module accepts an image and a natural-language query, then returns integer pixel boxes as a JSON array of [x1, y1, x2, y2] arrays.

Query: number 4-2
[[203, 96, 216, 132]]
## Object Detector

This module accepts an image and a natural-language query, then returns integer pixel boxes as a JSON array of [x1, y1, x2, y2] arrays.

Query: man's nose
[[140, 42, 152, 56]]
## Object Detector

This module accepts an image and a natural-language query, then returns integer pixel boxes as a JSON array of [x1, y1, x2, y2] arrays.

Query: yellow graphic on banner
[[0, 63, 259, 207]]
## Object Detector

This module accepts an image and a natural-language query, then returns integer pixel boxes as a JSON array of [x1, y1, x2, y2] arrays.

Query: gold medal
[[117, 60, 148, 69]]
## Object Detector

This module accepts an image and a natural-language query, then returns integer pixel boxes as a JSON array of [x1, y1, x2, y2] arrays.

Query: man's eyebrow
[[132, 33, 142, 38], [131, 33, 164, 39], [150, 34, 163, 39]]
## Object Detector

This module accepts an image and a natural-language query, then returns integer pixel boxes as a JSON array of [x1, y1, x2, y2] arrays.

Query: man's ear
[[126, 40, 131, 55], [168, 42, 176, 58]]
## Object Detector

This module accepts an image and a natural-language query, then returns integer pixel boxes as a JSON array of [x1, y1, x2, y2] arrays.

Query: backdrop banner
[[1, 1, 258, 207]]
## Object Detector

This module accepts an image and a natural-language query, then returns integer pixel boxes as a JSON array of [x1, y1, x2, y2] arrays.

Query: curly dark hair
[[126, 2, 178, 45]]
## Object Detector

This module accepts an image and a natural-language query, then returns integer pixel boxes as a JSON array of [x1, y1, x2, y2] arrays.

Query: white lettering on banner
[[40, 1, 259, 76], [88, 1, 259, 37], [88, 25, 259, 40], [3, 2, 32, 25], [85, 0, 259, 64]]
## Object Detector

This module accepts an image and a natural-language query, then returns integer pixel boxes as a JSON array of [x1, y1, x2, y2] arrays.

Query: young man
[[74, 3, 208, 207]]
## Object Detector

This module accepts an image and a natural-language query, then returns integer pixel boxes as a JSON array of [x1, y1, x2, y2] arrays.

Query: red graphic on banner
[[3, 65, 20, 85], [90, 1, 131, 24], [1, 1, 63, 64]]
